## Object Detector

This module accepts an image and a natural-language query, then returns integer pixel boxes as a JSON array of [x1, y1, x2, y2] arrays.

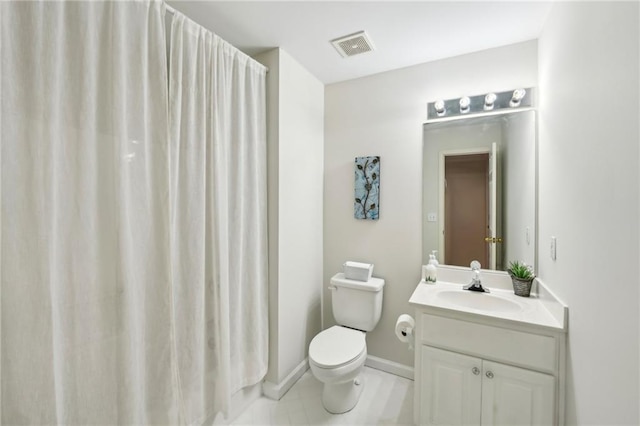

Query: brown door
[[444, 154, 489, 267]]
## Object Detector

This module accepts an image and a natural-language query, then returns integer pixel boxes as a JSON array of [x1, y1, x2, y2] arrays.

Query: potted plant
[[506, 261, 535, 297]]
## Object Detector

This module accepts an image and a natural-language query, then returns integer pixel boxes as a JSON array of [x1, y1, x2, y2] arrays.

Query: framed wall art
[[354, 156, 380, 220]]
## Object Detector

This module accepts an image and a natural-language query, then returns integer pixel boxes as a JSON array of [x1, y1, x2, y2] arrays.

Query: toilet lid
[[309, 326, 366, 368]]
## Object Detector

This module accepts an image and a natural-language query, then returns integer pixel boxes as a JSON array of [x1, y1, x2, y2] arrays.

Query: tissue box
[[343, 261, 374, 282]]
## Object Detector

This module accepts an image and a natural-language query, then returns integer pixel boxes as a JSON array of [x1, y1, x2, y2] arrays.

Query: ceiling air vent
[[331, 31, 375, 58]]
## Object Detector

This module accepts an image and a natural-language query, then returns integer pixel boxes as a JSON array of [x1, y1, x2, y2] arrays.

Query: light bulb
[[434, 99, 446, 116], [459, 96, 471, 113], [510, 88, 526, 107], [484, 93, 497, 110]]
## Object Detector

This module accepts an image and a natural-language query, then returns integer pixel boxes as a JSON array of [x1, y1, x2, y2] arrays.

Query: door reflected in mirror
[[422, 111, 536, 272], [443, 151, 495, 268]]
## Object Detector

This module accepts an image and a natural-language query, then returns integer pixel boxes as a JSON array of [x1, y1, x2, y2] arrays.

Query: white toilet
[[308, 272, 385, 414]]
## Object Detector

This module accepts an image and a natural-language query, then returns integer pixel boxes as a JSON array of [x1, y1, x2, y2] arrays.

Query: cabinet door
[[420, 346, 482, 425], [481, 361, 555, 426]]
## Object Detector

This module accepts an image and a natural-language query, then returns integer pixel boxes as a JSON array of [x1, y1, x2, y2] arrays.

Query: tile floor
[[230, 367, 414, 425]]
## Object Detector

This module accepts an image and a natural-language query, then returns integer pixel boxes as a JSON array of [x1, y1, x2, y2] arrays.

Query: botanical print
[[354, 156, 380, 220]]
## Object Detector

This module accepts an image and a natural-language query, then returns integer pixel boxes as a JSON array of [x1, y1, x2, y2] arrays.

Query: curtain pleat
[[168, 12, 268, 423]]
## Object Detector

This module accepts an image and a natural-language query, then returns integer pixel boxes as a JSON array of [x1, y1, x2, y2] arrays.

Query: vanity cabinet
[[420, 346, 554, 425], [413, 311, 566, 426]]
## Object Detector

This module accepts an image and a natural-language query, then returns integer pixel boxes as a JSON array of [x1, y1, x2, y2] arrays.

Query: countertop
[[409, 280, 567, 332]]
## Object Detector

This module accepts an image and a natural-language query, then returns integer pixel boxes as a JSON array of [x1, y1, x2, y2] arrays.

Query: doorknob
[[484, 237, 504, 243], [472, 367, 480, 375], [485, 371, 494, 379]]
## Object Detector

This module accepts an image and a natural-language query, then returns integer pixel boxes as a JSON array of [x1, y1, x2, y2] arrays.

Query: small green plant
[[507, 261, 535, 280]]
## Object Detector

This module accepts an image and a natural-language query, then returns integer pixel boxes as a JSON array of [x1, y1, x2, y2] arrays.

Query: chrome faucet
[[463, 260, 490, 293]]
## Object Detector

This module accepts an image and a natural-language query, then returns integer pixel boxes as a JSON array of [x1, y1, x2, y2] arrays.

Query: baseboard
[[365, 355, 414, 380], [261, 355, 412, 401], [262, 358, 309, 400]]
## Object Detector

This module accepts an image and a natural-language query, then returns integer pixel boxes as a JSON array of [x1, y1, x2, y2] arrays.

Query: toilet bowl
[[309, 325, 367, 414]]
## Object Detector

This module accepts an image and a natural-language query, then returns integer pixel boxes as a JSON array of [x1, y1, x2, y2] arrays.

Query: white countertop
[[409, 280, 567, 332]]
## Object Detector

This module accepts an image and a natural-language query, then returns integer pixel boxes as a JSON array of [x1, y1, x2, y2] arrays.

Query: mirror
[[422, 110, 536, 272]]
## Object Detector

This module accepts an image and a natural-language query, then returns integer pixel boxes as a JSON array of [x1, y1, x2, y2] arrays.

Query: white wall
[[255, 48, 324, 386], [538, 2, 639, 424], [324, 41, 538, 367]]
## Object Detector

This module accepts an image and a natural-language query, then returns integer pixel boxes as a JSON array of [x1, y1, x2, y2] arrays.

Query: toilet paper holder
[[395, 314, 415, 350]]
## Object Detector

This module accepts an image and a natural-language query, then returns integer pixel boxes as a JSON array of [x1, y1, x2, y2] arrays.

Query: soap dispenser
[[429, 250, 439, 266], [425, 251, 438, 283]]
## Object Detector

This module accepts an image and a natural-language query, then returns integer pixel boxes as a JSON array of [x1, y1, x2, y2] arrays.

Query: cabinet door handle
[[485, 371, 494, 379], [472, 367, 480, 375]]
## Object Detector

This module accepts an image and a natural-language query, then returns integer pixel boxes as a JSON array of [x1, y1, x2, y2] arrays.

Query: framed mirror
[[422, 110, 536, 272]]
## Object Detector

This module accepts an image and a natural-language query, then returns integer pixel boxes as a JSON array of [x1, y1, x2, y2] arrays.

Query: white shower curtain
[[168, 12, 268, 423], [1, 1, 268, 425], [1, 1, 178, 424]]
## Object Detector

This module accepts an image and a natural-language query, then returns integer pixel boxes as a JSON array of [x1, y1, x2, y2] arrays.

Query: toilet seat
[[309, 325, 366, 369]]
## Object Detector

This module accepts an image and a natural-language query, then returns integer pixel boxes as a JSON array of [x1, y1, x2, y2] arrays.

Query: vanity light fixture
[[459, 96, 471, 113], [426, 88, 534, 121], [484, 93, 497, 110], [510, 88, 527, 107]]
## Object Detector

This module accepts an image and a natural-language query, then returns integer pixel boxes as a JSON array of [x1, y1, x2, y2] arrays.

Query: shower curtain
[[168, 12, 268, 424], [1, 1, 177, 423], [1, 1, 268, 424]]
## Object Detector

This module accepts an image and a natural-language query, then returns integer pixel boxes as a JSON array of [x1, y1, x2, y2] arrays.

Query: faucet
[[463, 260, 490, 293]]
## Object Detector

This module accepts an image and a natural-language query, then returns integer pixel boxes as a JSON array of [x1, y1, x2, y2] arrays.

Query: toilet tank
[[330, 273, 385, 332]]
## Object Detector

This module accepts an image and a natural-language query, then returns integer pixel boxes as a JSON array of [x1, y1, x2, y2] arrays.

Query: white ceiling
[[167, 1, 553, 85]]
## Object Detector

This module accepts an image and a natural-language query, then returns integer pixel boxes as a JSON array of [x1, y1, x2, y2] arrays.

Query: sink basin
[[436, 290, 522, 313]]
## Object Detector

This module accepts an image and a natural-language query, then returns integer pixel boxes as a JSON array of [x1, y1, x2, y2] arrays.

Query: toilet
[[308, 272, 385, 414]]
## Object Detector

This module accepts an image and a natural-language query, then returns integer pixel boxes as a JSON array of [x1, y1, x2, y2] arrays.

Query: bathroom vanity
[[409, 269, 568, 425]]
